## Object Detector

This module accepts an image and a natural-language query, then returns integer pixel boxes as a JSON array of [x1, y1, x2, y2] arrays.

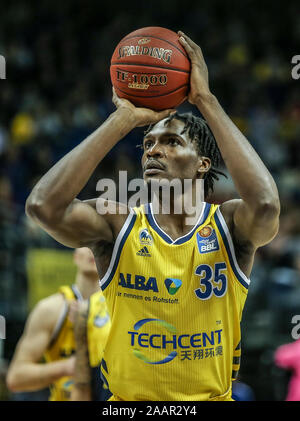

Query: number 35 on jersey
[[194, 262, 227, 300]]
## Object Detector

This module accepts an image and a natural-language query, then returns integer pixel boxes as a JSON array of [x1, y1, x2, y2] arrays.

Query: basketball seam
[[114, 84, 189, 98], [117, 34, 189, 60], [111, 62, 190, 74]]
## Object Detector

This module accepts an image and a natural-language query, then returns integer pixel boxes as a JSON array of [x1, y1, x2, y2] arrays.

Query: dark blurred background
[[0, 0, 300, 401]]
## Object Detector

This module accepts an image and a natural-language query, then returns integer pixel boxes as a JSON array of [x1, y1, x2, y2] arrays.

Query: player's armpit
[[221, 198, 280, 250]]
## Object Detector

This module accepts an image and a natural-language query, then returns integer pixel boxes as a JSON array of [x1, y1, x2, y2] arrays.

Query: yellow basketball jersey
[[44, 285, 82, 401], [44, 285, 111, 401], [87, 291, 111, 368], [100, 202, 250, 401]]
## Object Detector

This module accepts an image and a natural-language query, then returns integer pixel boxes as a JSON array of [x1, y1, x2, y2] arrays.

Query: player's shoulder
[[30, 293, 66, 330], [218, 199, 242, 228], [219, 198, 242, 214], [219, 198, 256, 259], [84, 198, 131, 240], [37, 292, 66, 311]]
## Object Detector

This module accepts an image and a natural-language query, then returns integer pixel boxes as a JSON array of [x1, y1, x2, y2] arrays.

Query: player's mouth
[[144, 160, 166, 175]]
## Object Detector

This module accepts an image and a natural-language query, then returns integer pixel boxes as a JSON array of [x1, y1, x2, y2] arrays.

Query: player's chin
[[143, 171, 170, 184]]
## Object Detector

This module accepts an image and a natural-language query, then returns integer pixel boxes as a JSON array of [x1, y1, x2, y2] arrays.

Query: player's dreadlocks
[[143, 112, 227, 199]]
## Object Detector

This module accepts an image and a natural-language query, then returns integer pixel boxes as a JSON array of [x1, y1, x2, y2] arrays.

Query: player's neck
[[151, 199, 205, 239], [150, 179, 204, 217], [74, 272, 99, 300]]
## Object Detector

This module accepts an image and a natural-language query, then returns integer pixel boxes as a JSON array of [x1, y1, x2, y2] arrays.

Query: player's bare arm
[[70, 300, 91, 401], [6, 294, 75, 392], [179, 31, 280, 271], [26, 95, 174, 249]]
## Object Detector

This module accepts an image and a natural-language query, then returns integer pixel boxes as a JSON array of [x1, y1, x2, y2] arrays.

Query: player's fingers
[[178, 34, 194, 56], [178, 31, 204, 58], [178, 31, 198, 48], [154, 109, 176, 122], [112, 87, 119, 105]]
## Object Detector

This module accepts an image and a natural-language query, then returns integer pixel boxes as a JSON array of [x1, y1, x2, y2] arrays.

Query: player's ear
[[197, 156, 211, 177]]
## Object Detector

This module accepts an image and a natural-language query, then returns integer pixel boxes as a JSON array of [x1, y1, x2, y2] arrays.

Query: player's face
[[141, 118, 203, 183], [74, 247, 98, 274]]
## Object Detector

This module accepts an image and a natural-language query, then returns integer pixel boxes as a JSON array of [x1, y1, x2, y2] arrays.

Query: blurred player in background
[[25, 32, 280, 400], [70, 297, 111, 401], [6, 247, 111, 401]]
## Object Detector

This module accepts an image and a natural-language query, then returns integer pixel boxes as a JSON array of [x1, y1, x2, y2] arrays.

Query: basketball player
[[6, 247, 111, 401], [25, 32, 280, 400]]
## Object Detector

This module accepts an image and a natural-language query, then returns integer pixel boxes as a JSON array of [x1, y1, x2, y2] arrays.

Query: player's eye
[[168, 137, 180, 146], [144, 140, 153, 149]]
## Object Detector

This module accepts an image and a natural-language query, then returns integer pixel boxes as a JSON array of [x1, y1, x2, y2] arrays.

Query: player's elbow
[[25, 193, 58, 226], [6, 368, 22, 393], [256, 195, 280, 219]]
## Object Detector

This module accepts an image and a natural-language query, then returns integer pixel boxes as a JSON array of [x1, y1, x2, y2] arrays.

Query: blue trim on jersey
[[71, 284, 83, 301], [145, 202, 211, 245], [102, 358, 108, 373], [145, 203, 172, 243], [214, 212, 249, 290], [100, 367, 110, 389], [174, 203, 211, 245], [100, 213, 137, 291]]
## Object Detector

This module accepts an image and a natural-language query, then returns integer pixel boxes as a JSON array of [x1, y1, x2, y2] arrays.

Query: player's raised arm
[[178, 31, 280, 250], [26, 91, 174, 248]]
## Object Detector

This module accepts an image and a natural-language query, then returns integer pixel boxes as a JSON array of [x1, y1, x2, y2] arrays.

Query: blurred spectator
[[275, 340, 300, 401]]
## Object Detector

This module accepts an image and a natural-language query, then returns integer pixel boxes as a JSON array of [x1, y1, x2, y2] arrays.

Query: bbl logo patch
[[139, 228, 153, 246], [197, 226, 219, 254]]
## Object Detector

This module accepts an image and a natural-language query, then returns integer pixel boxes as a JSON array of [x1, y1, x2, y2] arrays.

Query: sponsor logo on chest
[[118, 273, 182, 295]]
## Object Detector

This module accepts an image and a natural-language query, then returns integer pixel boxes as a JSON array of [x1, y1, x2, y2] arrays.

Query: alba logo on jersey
[[119, 272, 159, 292], [119, 273, 182, 295], [139, 228, 153, 245]]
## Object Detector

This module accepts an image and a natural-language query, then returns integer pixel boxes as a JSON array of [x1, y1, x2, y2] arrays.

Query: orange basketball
[[110, 27, 190, 111]]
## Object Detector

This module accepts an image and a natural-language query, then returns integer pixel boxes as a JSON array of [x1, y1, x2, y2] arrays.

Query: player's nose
[[146, 141, 164, 158]]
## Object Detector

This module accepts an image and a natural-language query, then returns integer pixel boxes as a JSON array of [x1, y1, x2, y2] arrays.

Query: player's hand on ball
[[178, 31, 211, 105], [112, 88, 175, 127]]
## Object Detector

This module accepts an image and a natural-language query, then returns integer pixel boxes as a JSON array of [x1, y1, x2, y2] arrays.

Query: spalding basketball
[[110, 27, 190, 110]]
